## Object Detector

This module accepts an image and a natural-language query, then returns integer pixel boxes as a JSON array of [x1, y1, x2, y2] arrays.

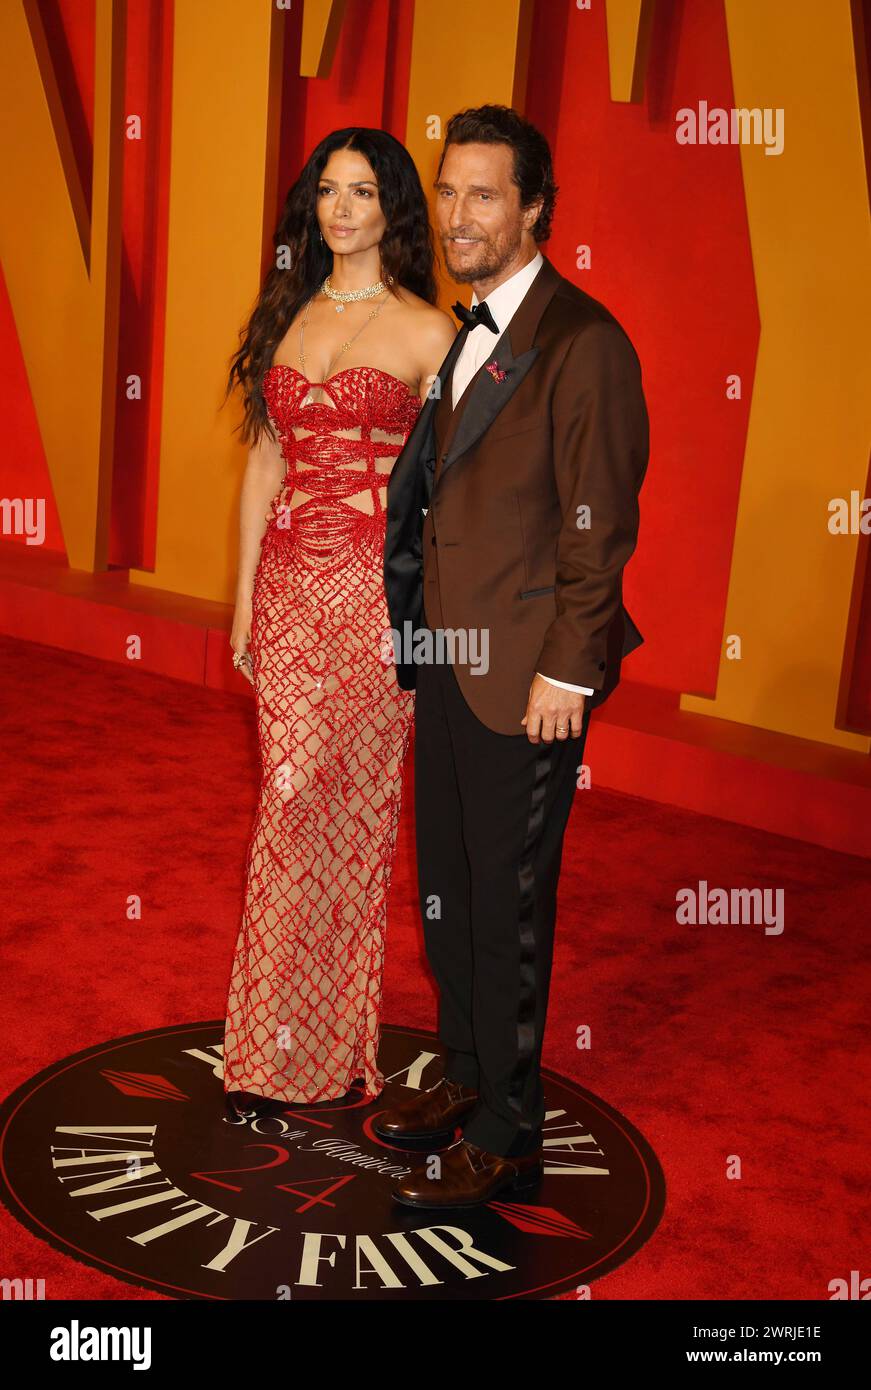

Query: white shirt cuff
[[537, 672, 594, 695]]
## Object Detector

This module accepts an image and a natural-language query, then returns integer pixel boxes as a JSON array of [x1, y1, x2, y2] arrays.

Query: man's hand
[[521, 674, 585, 744]]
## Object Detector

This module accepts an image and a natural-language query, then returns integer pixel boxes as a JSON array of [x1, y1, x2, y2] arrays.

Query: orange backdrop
[[0, 0, 869, 752]]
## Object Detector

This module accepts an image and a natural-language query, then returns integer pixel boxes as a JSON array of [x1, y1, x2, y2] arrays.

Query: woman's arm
[[230, 426, 286, 683]]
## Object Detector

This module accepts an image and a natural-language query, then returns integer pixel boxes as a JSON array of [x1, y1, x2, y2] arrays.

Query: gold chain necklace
[[299, 290, 389, 382]]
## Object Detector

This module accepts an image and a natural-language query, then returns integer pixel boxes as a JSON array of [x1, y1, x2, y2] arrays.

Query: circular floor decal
[[0, 1023, 664, 1300]]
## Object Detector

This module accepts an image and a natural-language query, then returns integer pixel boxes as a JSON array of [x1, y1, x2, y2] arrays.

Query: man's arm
[[534, 317, 649, 690]]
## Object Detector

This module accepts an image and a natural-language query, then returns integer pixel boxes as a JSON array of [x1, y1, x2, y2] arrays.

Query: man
[[380, 105, 649, 1206]]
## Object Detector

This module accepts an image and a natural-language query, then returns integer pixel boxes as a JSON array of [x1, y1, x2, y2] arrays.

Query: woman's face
[[316, 148, 387, 258]]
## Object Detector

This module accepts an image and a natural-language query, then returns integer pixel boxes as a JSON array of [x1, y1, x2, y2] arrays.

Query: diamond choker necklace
[[321, 274, 392, 313]]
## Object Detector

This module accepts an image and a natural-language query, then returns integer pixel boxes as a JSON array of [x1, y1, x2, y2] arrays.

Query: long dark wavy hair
[[226, 128, 437, 445]]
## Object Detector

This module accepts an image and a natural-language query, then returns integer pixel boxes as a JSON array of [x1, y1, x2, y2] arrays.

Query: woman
[[222, 128, 455, 1117]]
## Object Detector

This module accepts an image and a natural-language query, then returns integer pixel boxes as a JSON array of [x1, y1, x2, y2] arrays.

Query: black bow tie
[[452, 299, 499, 334]]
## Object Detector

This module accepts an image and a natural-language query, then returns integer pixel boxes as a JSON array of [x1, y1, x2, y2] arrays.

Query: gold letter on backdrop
[[405, 0, 533, 306], [681, 0, 871, 751], [130, 0, 282, 603], [300, 0, 347, 78], [605, 0, 655, 103], [0, 0, 125, 572]]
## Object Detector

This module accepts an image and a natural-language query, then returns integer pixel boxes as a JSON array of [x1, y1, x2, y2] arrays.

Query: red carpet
[[1, 633, 868, 1300]]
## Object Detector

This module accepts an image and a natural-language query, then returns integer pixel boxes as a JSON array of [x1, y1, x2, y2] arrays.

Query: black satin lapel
[[621, 605, 644, 655], [440, 339, 541, 475], [384, 326, 470, 673]]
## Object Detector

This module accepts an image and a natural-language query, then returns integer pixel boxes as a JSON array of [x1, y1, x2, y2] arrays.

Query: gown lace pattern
[[223, 364, 419, 1103]]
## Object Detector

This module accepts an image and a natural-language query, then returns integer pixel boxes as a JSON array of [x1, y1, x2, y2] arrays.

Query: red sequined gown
[[223, 364, 419, 1103]]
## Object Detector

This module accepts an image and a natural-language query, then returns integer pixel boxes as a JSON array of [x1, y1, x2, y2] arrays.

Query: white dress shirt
[[451, 252, 594, 699]]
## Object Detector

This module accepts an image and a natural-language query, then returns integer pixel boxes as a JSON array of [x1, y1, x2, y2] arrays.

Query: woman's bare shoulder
[[393, 286, 454, 327], [391, 288, 456, 348], [384, 290, 456, 393]]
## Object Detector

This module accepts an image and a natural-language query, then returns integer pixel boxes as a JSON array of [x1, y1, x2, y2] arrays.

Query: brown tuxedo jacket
[[384, 255, 649, 736]]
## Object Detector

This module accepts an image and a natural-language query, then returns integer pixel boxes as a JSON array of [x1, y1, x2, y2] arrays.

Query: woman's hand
[[231, 597, 254, 685], [232, 434, 284, 688]]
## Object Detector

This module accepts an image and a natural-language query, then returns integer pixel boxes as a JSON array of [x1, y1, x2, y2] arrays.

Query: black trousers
[[414, 646, 592, 1157]]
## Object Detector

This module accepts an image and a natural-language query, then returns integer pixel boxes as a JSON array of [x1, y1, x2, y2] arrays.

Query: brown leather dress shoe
[[371, 1077, 478, 1144], [392, 1138, 543, 1208]]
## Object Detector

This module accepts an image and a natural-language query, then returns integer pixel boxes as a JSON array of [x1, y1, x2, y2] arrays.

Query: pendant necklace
[[299, 289, 390, 382]]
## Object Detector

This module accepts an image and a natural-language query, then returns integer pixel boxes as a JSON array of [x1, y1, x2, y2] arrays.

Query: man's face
[[435, 141, 541, 286]]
